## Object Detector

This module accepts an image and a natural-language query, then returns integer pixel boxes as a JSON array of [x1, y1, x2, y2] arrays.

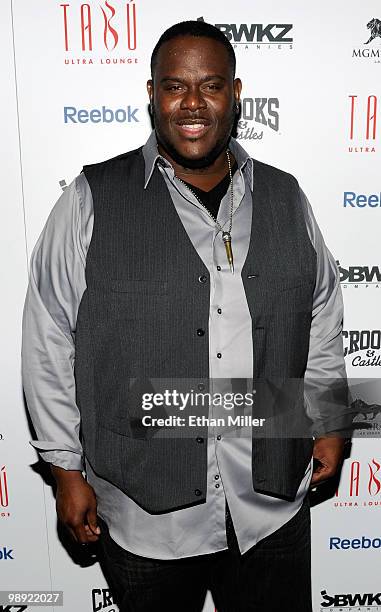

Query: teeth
[[182, 124, 204, 129]]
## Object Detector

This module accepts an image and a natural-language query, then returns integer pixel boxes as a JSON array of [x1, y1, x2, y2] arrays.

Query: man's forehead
[[155, 36, 230, 69]]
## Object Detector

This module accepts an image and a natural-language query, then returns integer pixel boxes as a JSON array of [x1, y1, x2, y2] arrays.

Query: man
[[22, 20, 349, 612]]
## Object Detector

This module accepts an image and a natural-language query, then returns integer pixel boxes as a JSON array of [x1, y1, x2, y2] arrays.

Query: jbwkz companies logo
[[0, 466, 10, 518], [320, 589, 381, 610], [348, 95, 378, 153], [236, 98, 280, 141], [60, 1, 138, 65], [337, 261, 381, 288], [335, 457, 381, 508], [352, 17, 381, 62], [197, 16, 293, 50], [92, 588, 116, 612]]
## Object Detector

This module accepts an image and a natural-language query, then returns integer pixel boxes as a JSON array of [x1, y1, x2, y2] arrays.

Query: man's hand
[[310, 437, 345, 487], [51, 465, 101, 544]]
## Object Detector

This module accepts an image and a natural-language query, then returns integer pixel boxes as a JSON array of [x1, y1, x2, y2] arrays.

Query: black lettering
[[349, 330, 360, 355], [272, 24, 293, 42]]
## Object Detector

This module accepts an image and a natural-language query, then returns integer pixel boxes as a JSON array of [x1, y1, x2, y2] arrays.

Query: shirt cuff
[[29, 443, 84, 471]]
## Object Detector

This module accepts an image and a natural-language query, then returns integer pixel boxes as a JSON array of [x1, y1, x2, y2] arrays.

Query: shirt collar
[[142, 130, 253, 191]]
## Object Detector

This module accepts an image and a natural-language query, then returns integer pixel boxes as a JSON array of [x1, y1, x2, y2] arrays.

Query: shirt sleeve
[[21, 174, 93, 470], [299, 188, 351, 436]]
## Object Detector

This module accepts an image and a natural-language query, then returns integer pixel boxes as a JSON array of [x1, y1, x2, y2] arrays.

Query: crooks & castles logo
[[343, 329, 381, 367], [236, 98, 280, 141]]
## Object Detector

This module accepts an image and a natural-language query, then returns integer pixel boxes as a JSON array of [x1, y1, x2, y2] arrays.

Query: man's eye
[[166, 85, 183, 91], [204, 84, 221, 91]]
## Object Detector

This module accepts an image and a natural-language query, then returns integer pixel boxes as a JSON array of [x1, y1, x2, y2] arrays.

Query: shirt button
[[217, 352, 222, 359], [217, 265, 221, 271], [194, 489, 202, 496], [214, 474, 220, 480], [215, 483, 220, 489], [216, 435, 221, 441], [217, 308, 222, 314], [198, 275, 207, 283], [196, 328, 205, 336], [198, 383, 205, 391], [196, 437, 204, 443]]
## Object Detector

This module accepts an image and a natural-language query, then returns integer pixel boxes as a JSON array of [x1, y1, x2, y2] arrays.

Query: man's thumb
[[87, 506, 101, 535]]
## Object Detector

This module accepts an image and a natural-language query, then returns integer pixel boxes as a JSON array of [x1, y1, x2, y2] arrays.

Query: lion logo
[[365, 18, 381, 44]]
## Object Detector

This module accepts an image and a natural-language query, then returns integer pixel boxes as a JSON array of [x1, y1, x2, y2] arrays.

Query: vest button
[[196, 328, 205, 336], [198, 275, 207, 283], [198, 383, 205, 391], [196, 437, 204, 443], [217, 265, 222, 271], [216, 435, 221, 441], [217, 352, 222, 359], [194, 489, 202, 496], [217, 308, 222, 314]]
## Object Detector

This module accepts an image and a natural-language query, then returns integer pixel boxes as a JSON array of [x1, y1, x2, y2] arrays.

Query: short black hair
[[150, 20, 236, 78]]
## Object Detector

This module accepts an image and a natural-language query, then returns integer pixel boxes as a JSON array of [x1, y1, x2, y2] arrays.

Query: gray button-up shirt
[[22, 131, 346, 559]]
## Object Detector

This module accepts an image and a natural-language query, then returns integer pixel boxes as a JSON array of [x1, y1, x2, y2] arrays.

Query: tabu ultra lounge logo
[[334, 458, 381, 508], [0, 465, 10, 519], [60, 1, 138, 65], [347, 94, 378, 153]]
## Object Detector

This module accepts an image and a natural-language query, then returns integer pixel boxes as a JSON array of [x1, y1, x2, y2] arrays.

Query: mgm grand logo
[[352, 17, 381, 61]]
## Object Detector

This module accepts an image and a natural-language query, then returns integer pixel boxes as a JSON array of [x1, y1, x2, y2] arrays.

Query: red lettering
[[350, 461, 360, 497], [349, 95, 357, 139], [60, 3, 70, 51], [127, 2, 137, 50], [366, 95, 377, 140], [81, 4, 92, 51]]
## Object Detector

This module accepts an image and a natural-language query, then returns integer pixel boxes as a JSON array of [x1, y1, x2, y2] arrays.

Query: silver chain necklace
[[175, 150, 234, 273]]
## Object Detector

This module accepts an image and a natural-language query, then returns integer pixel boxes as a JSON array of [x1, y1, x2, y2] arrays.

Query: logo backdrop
[[1, 1, 380, 610]]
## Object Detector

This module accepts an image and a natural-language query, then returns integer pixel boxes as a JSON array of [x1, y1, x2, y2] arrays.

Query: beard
[[151, 101, 236, 170]]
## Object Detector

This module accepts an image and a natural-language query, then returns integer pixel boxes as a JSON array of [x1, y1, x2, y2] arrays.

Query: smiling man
[[22, 20, 349, 612]]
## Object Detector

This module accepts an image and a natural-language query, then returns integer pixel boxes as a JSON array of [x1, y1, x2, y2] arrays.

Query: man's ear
[[233, 78, 242, 106], [147, 79, 153, 105]]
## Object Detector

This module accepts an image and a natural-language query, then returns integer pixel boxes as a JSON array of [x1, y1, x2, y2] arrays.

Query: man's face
[[147, 35, 242, 169]]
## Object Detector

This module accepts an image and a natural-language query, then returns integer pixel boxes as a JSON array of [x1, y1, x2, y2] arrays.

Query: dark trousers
[[97, 497, 312, 612]]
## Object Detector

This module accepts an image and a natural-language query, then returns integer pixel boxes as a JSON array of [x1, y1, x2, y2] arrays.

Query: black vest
[[75, 147, 317, 513]]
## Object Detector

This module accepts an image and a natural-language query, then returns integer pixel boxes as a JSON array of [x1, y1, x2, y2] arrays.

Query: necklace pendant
[[222, 231, 234, 274]]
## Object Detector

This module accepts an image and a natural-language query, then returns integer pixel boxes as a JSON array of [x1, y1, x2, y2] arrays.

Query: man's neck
[[157, 144, 234, 191]]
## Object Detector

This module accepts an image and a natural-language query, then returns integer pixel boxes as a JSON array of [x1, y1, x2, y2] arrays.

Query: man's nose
[[180, 87, 207, 111]]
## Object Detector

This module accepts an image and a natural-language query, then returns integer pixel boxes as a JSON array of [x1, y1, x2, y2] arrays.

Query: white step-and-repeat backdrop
[[1, 1, 380, 610]]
